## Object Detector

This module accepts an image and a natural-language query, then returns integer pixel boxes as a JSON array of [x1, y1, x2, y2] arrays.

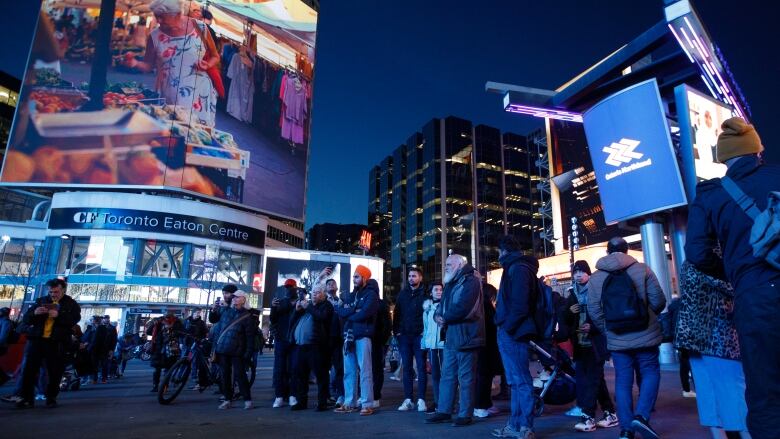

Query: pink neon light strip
[[684, 16, 710, 59], [700, 74, 718, 99], [679, 27, 696, 50], [668, 24, 694, 63]]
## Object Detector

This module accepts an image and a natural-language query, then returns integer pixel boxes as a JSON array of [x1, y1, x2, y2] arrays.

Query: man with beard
[[425, 254, 485, 427], [395, 267, 429, 412], [334, 265, 380, 416]]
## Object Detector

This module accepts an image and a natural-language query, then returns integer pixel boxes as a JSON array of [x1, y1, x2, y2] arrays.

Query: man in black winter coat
[[493, 236, 538, 438], [270, 279, 298, 408], [394, 267, 428, 412], [88, 316, 108, 384], [425, 254, 484, 427], [685, 117, 780, 438], [289, 284, 334, 411], [17, 278, 81, 408]]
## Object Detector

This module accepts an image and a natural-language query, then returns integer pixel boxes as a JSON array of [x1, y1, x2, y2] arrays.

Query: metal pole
[[86, 0, 117, 111], [668, 211, 688, 295], [640, 216, 675, 365]]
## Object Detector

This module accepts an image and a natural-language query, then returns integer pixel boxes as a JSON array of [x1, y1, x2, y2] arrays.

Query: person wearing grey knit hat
[[686, 116, 780, 437]]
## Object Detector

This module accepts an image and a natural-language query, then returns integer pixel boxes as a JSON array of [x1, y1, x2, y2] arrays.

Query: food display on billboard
[[674, 84, 732, 200], [1, 0, 318, 220]]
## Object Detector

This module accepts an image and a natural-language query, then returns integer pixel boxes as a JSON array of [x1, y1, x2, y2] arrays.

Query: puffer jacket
[[421, 299, 444, 350], [337, 279, 380, 340], [214, 307, 256, 358], [587, 252, 666, 352], [436, 263, 485, 350], [22, 294, 81, 343], [675, 261, 740, 360]]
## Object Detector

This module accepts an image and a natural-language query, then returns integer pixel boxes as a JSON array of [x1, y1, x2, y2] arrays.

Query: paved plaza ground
[[1, 351, 707, 439]]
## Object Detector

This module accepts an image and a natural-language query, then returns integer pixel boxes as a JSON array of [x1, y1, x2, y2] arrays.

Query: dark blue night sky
[[2, 1, 777, 228]]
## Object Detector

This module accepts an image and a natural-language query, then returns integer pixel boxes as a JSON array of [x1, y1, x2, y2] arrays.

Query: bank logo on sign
[[603, 138, 643, 167]]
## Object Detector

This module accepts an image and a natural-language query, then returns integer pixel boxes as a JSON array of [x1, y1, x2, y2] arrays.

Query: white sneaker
[[574, 416, 597, 432], [336, 396, 344, 406], [273, 397, 285, 408], [371, 400, 381, 409], [682, 390, 697, 398], [244, 401, 253, 410], [565, 406, 583, 417], [218, 401, 232, 410], [417, 399, 427, 412], [473, 408, 490, 418], [289, 396, 298, 406], [596, 411, 619, 428], [398, 398, 414, 411]]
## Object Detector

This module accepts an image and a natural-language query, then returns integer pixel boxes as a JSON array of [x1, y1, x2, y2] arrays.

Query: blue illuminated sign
[[583, 79, 687, 223]]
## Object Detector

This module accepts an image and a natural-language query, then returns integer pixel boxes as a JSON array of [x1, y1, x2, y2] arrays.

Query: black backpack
[[533, 279, 556, 342], [601, 263, 649, 334]]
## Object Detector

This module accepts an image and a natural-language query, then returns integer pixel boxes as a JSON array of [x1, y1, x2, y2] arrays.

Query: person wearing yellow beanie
[[687, 116, 780, 438], [715, 117, 764, 163]]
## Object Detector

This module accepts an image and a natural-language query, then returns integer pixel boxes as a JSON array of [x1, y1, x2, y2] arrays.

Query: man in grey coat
[[425, 254, 485, 427], [588, 237, 666, 439]]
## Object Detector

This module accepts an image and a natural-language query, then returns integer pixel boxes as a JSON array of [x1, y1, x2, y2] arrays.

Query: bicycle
[[158, 335, 257, 405]]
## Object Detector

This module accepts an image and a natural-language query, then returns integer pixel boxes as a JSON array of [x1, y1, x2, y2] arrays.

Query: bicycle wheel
[[158, 359, 191, 405]]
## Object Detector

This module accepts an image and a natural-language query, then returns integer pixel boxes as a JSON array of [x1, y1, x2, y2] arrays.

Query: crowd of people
[[0, 116, 777, 438]]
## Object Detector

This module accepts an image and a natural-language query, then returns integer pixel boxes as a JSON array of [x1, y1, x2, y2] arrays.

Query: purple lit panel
[[505, 104, 583, 122]]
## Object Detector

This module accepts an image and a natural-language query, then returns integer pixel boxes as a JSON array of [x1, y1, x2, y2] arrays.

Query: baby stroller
[[529, 340, 577, 416], [60, 347, 90, 392]]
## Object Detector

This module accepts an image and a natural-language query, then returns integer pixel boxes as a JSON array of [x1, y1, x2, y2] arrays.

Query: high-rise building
[[367, 116, 544, 299], [305, 223, 367, 255]]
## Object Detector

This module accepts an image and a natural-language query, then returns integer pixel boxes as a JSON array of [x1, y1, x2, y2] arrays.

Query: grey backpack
[[721, 176, 780, 270]]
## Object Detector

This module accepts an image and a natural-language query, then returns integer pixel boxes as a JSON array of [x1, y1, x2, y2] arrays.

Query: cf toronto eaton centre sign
[[49, 207, 265, 247], [583, 79, 687, 223]]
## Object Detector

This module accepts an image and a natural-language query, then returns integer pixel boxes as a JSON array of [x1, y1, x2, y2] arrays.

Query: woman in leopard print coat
[[676, 261, 749, 436], [675, 261, 739, 359]]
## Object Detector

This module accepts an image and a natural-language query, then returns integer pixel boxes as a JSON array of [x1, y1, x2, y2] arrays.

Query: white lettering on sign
[[605, 158, 653, 180]]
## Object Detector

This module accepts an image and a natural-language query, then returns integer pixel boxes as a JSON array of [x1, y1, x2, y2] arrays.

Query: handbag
[[211, 312, 251, 361], [193, 20, 225, 98]]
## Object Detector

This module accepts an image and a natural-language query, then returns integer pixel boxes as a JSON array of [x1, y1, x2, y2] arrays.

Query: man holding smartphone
[[16, 278, 81, 408]]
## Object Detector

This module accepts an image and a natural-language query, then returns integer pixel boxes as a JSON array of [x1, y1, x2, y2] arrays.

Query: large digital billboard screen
[[674, 84, 731, 200], [583, 79, 687, 223], [1, 0, 317, 221]]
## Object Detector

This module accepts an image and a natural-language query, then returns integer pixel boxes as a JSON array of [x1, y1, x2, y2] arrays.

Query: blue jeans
[[343, 337, 373, 409], [437, 347, 478, 418], [429, 349, 443, 406], [611, 347, 660, 430], [398, 334, 427, 401], [497, 329, 535, 430]]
